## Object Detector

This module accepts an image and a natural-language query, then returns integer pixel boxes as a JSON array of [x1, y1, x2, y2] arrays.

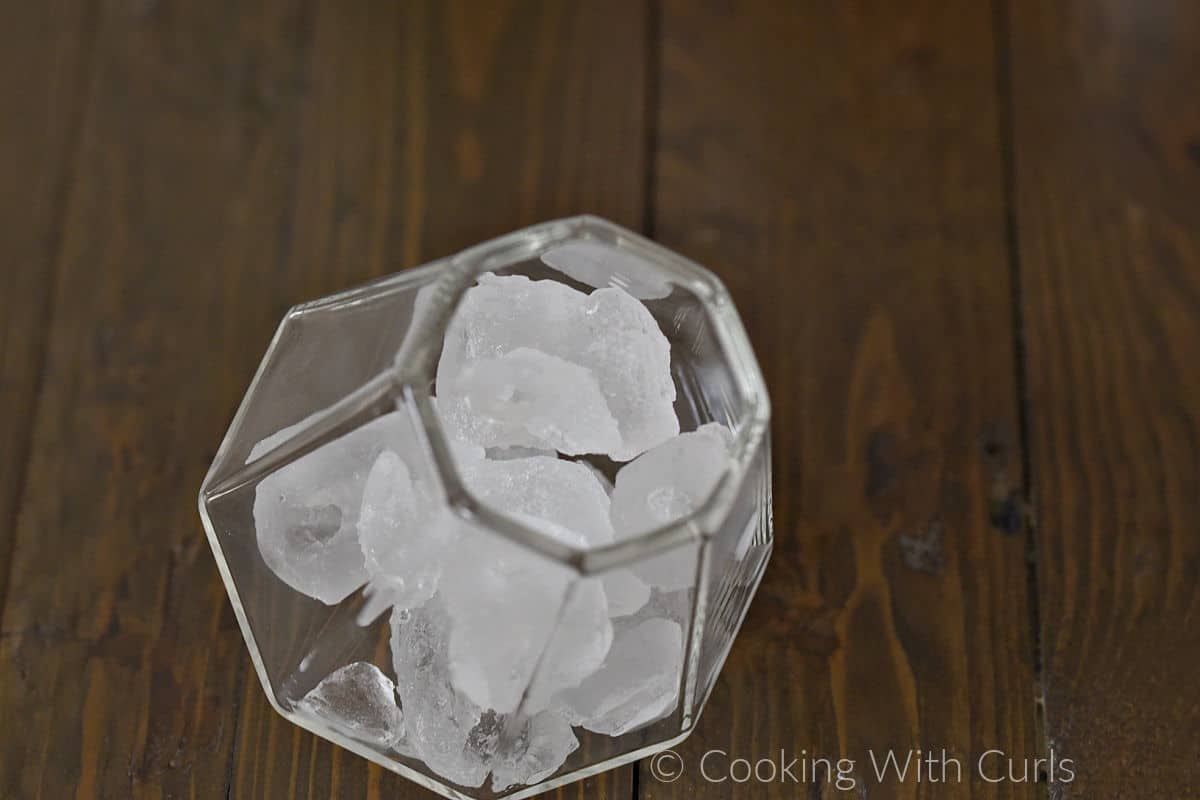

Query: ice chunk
[[461, 455, 614, 547], [485, 445, 556, 460], [390, 601, 579, 789], [541, 240, 673, 300], [357, 437, 486, 620], [391, 602, 490, 788], [436, 274, 583, 400], [601, 569, 651, 618], [443, 348, 621, 456], [610, 423, 733, 590], [611, 423, 734, 532], [572, 286, 679, 460], [557, 617, 684, 736], [297, 661, 404, 749], [251, 411, 416, 604], [449, 438, 487, 465], [490, 711, 578, 791], [436, 273, 678, 460], [357, 450, 443, 612], [439, 553, 573, 715], [439, 541, 610, 715], [522, 578, 612, 713], [438, 455, 614, 713]]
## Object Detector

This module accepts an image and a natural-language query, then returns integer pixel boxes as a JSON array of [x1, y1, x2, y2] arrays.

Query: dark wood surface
[[0, 1, 1195, 799], [1010, 1, 1200, 796], [651, 1, 1036, 798]]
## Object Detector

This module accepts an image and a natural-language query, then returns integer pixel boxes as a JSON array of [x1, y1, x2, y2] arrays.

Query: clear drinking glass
[[198, 216, 772, 799]]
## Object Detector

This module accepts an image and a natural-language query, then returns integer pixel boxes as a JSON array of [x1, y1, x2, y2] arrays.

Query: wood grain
[[649, 1, 1038, 797], [223, 1, 648, 798], [0, 0, 316, 795], [4, 0, 1196, 797], [1009, 0, 1200, 795], [0, 1, 95, 607]]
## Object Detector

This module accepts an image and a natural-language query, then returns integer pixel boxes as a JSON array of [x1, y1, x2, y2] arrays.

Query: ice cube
[[489, 710, 578, 791], [574, 286, 679, 460], [251, 411, 416, 604], [391, 602, 490, 788], [460, 455, 614, 547], [357, 436, 487, 619], [391, 600, 579, 790], [443, 347, 621, 456], [485, 445, 557, 460], [297, 661, 404, 749], [439, 551, 574, 715], [436, 273, 583, 384], [610, 423, 733, 590], [541, 240, 673, 300], [600, 569, 651, 618], [357, 450, 443, 612], [436, 273, 678, 460], [437, 455, 614, 713], [556, 617, 684, 736], [521, 578, 612, 713], [439, 536, 611, 716]]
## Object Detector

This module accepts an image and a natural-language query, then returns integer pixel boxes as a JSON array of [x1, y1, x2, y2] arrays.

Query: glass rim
[[398, 215, 770, 575], [202, 215, 771, 576]]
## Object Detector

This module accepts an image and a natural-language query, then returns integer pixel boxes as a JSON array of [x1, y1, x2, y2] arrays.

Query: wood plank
[[0, 0, 317, 795], [225, 1, 648, 798], [0, 2, 94, 606], [1009, 0, 1200, 794], [650, 1, 1038, 797]]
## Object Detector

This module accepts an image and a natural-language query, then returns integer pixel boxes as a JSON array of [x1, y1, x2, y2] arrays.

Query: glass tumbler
[[198, 216, 772, 799]]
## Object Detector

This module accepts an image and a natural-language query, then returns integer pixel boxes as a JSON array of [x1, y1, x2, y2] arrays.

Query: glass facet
[[198, 216, 773, 799]]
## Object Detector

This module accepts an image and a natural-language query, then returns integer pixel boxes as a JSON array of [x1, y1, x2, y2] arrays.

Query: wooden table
[[2, 1, 1197, 798]]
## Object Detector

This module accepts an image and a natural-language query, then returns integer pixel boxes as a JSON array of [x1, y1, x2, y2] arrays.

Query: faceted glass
[[198, 216, 772, 799]]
